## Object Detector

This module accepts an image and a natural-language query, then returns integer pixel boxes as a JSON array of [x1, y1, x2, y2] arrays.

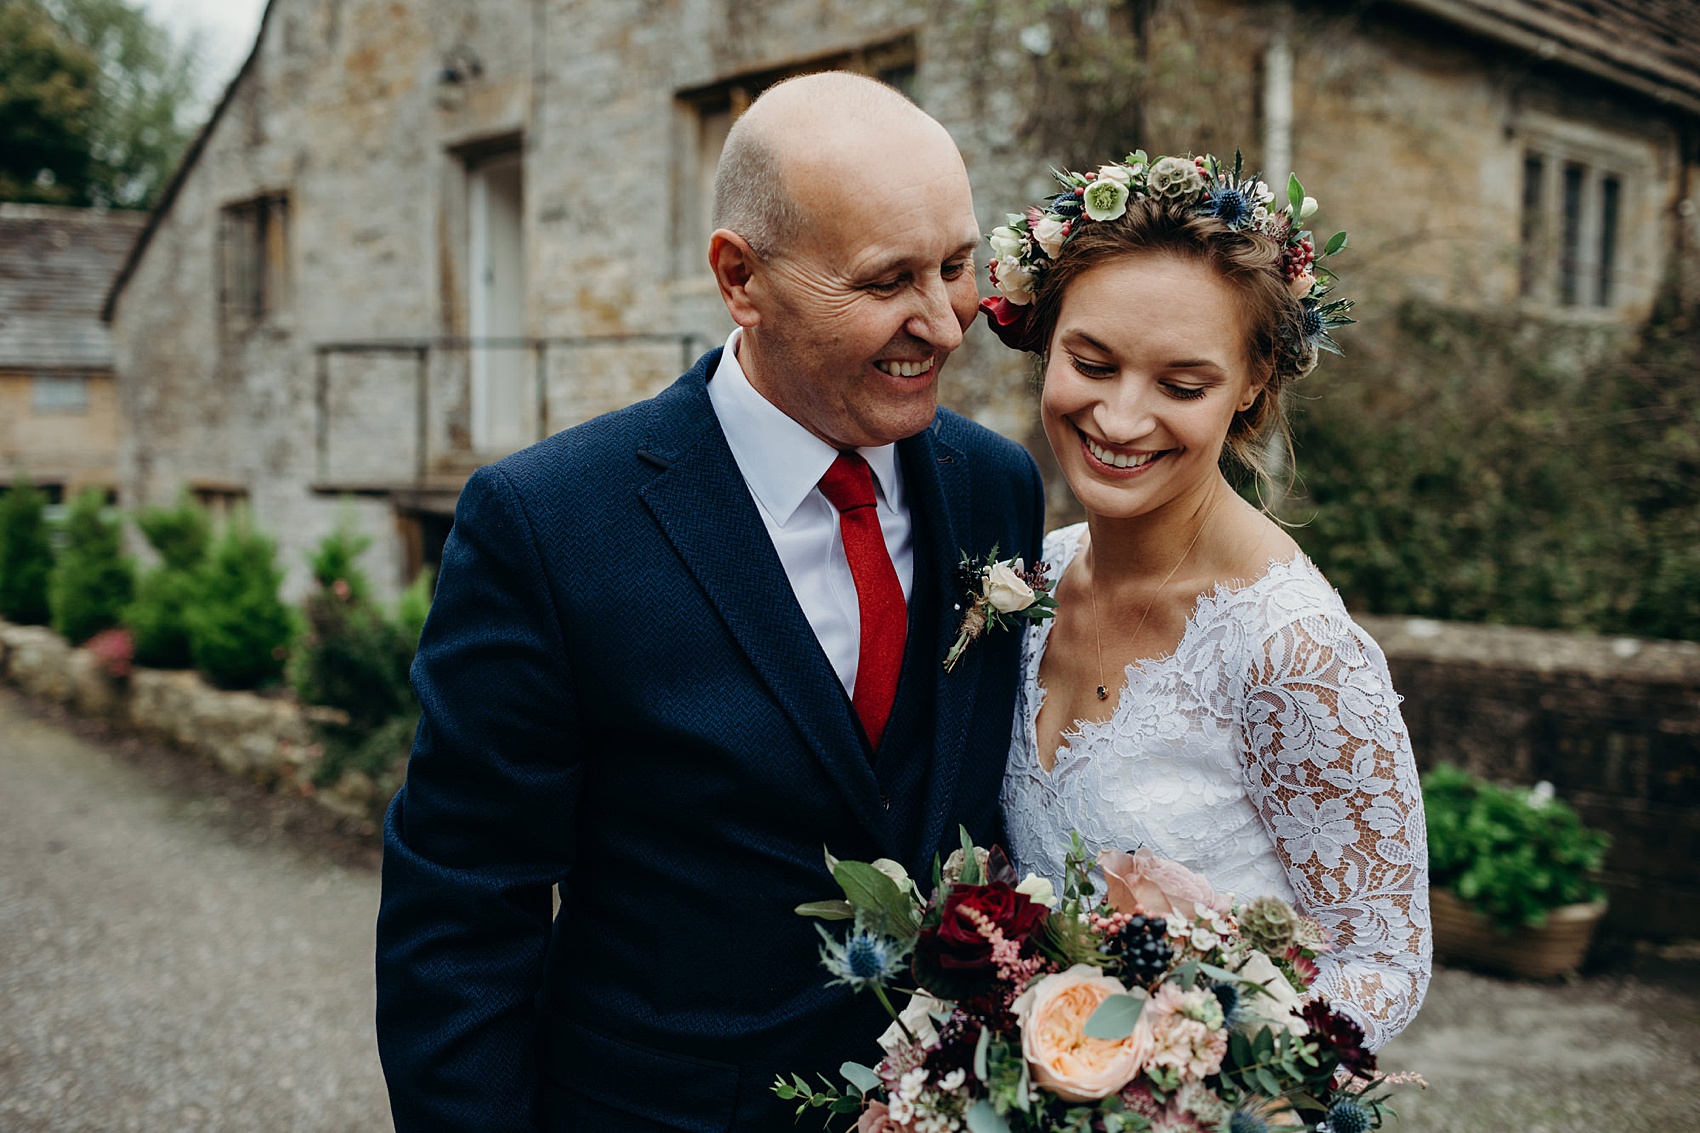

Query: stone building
[[103, 0, 1700, 598], [1, 204, 147, 505]]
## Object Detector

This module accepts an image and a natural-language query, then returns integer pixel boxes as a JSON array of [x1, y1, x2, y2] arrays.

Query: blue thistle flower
[[1210, 980, 1249, 1028], [1206, 185, 1256, 229], [1229, 1110, 1270, 1133], [1325, 1099, 1372, 1133], [818, 925, 910, 990], [1300, 301, 1326, 340]]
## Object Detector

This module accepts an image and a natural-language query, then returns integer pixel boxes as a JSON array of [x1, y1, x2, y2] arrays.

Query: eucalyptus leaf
[[1287, 173, 1305, 216], [840, 1061, 882, 1095], [973, 1022, 992, 1081], [1083, 992, 1145, 1040], [1323, 230, 1349, 256], [959, 825, 983, 886], [834, 861, 918, 936], [795, 900, 855, 921], [966, 1099, 1013, 1133]]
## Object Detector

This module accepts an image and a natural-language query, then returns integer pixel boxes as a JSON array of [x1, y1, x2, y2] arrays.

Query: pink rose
[[1012, 964, 1154, 1102], [858, 1100, 908, 1133], [1098, 848, 1228, 921], [1288, 270, 1317, 298]]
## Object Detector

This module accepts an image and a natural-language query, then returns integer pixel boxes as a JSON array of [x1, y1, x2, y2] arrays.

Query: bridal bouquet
[[776, 832, 1412, 1132]]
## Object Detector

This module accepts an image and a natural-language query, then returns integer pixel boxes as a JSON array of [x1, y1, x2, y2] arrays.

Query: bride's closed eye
[[1067, 353, 1117, 379]]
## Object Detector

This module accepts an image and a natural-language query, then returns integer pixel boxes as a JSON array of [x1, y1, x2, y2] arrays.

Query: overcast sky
[[136, 0, 268, 107]]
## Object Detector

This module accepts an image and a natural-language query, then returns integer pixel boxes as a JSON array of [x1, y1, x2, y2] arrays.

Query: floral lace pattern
[[1001, 523, 1431, 1050]]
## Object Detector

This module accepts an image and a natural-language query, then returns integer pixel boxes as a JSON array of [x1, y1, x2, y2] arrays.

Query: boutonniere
[[943, 549, 1057, 672]]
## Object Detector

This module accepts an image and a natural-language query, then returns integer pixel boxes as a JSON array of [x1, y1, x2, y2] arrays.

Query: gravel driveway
[[3, 686, 1697, 1133]]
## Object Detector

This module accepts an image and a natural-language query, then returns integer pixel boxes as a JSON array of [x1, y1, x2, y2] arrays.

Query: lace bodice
[[1001, 523, 1431, 1050]]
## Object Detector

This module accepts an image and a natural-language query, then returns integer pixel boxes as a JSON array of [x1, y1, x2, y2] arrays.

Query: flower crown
[[981, 150, 1354, 379]]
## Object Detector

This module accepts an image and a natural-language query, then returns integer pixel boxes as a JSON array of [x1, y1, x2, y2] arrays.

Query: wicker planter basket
[[1430, 888, 1607, 979]]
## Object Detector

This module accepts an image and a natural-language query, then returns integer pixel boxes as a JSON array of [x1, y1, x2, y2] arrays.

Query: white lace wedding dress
[[1001, 523, 1431, 1050]]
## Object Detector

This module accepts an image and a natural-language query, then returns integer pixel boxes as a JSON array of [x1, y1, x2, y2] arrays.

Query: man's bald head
[[710, 72, 957, 259]]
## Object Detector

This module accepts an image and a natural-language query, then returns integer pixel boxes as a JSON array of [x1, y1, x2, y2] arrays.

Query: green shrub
[[306, 522, 373, 603], [1287, 302, 1700, 641], [1421, 764, 1611, 931], [127, 496, 211, 668], [185, 519, 296, 689], [0, 476, 53, 625], [293, 588, 415, 728], [49, 488, 134, 645], [396, 565, 434, 646], [313, 712, 416, 789]]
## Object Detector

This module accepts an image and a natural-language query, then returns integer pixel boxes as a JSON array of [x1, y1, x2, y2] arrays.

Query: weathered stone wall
[[1361, 615, 1700, 942]]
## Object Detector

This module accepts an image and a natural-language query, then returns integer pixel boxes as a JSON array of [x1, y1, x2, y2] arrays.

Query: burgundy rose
[[978, 296, 1045, 354], [913, 881, 1047, 1000], [1301, 1000, 1376, 1077]]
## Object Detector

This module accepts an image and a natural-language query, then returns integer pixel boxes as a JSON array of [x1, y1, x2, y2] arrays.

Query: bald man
[[376, 73, 1044, 1132]]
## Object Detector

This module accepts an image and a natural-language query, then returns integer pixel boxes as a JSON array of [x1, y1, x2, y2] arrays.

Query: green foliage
[[126, 495, 211, 667], [0, 476, 55, 624], [184, 518, 295, 689], [1288, 302, 1700, 641], [395, 565, 434, 645], [135, 493, 209, 570], [0, 0, 98, 204], [292, 588, 415, 729], [0, 0, 200, 208], [1422, 764, 1611, 931], [306, 521, 373, 604], [49, 487, 132, 644], [311, 711, 415, 789]]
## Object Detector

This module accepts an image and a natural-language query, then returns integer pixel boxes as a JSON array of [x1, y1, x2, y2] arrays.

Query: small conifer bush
[[49, 489, 134, 645], [127, 496, 212, 669], [185, 518, 296, 689], [0, 476, 54, 625]]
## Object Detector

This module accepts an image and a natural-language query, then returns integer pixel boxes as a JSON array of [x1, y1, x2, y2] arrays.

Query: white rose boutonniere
[[943, 548, 1057, 672]]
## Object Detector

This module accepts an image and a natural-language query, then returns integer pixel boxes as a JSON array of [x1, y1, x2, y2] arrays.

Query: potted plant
[[1421, 763, 1612, 979]]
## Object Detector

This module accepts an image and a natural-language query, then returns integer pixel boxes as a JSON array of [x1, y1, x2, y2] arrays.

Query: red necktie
[[818, 452, 907, 750]]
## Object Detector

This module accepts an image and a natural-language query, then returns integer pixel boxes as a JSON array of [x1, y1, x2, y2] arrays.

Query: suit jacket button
[[882, 795, 892, 811]]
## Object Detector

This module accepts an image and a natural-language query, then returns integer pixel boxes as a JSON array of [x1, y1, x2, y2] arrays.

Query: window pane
[[1598, 175, 1621, 308], [1519, 153, 1544, 298], [1559, 162, 1584, 307], [32, 374, 88, 413]]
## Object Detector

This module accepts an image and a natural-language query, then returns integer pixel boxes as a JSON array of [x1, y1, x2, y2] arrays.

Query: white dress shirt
[[705, 328, 915, 698]]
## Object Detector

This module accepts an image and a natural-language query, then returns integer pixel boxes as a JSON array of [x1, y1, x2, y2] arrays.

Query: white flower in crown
[[1096, 163, 1133, 186], [1081, 177, 1130, 221], [992, 255, 1038, 306], [989, 223, 1026, 264], [1032, 214, 1067, 259]]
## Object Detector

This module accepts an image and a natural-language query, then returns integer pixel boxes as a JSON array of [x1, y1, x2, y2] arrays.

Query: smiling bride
[[982, 151, 1431, 1050]]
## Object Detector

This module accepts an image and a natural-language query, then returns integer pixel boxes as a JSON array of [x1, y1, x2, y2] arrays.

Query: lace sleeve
[[1235, 611, 1432, 1050]]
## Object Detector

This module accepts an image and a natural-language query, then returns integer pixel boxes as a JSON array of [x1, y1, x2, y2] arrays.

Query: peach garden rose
[[1098, 847, 1229, 921], [1011, 964, 1153, 1102]]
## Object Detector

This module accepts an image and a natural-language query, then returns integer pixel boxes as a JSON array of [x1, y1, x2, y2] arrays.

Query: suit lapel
[[636, 364, 895, 847], [897, 421, 983, 860]]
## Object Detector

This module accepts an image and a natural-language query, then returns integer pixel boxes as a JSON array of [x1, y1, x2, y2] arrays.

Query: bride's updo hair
[[1026, 198, 1300, 482]]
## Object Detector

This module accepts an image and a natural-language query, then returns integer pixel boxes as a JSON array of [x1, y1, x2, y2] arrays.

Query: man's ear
[[709, 229, 762, 329]]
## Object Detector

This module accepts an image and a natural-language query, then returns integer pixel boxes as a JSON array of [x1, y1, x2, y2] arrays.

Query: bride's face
[[1040, 252, 1259, 521]]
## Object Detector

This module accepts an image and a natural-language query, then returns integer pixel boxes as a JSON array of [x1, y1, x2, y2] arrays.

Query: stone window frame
[[673, 34, 919, 280], [218, 191, 292, 333], [1514, 113, 1656, 320]]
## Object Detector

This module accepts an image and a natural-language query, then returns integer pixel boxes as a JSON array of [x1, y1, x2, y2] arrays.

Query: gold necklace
[[1085, 496, 1222, 701]]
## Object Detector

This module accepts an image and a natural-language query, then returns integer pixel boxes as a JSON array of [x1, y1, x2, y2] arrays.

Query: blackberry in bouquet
[[775, 830, 1417, 1132]]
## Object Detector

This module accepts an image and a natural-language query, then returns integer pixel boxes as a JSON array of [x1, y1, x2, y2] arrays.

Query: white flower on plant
[[1082, 178, 1130, 221], [1096, 163, 1133, 186], [1300, 196, 1319, 220], [1015, 872, 1059, 910], [1032, 215, 1067, 259], [1528, 780, 1556, 808], [937, 1068, 967, 1092], [982, 559, 1036, 613], [1233, 949, 1308, 1036], [1254, 180, 1275, 205], [993, 256, 1037, 305], [1190, 927, 1220, 952]]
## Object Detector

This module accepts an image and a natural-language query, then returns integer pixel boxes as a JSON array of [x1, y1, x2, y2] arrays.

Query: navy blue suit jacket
[[376, 349, 1044, 1131]]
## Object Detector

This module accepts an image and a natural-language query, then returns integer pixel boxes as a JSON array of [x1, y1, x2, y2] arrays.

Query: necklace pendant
[[1096, 685, 1108, 701]]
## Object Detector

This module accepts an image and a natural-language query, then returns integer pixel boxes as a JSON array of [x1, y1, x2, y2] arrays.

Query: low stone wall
[[0, 620, 383, 826], [1361, 615, 1700, 942]]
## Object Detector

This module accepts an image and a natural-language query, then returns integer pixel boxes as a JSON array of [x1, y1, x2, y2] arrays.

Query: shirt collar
[[706, 328, 903, 526]]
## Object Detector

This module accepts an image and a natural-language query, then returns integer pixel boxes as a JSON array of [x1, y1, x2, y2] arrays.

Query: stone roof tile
[[0, 205, 147, 371]]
